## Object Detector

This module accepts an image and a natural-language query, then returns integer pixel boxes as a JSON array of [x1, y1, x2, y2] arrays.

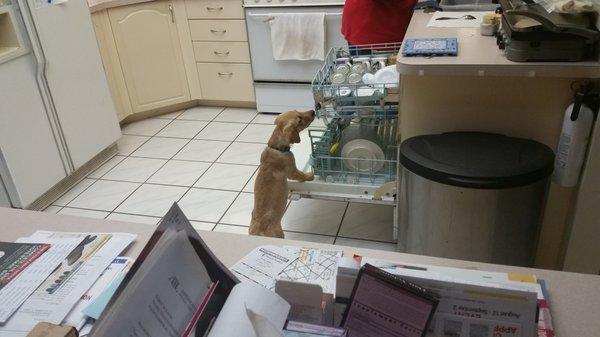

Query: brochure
[[0, 242, 49, 290], [0, 237, 83, 326]]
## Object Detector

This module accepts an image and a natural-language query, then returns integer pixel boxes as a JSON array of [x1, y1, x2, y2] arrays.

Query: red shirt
[[341, 0, 418, 45]]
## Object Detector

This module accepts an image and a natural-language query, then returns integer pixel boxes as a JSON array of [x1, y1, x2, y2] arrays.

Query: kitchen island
[[396, 11, 600, 273], [2, 207, 600, 336]]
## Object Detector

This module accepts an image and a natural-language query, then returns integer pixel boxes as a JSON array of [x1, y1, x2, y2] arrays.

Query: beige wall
[[399, 75, 576, 269]]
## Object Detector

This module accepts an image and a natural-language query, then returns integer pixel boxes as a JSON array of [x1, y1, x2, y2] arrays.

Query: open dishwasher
[[289, 43, 401, 213]]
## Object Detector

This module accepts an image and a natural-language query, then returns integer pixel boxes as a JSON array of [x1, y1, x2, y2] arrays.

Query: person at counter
[[341, 0, 418, 48]]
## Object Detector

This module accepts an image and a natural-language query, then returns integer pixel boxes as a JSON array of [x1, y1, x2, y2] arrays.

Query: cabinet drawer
[[185, 0, 244, 19], [189, 20, 247, 42], [197, 63, 254, 101], [193, 42, 250, 63]]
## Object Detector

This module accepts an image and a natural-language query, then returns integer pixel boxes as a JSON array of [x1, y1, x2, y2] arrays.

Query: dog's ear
[[275, 111, 301, 144], [283, 118, 301, 144]]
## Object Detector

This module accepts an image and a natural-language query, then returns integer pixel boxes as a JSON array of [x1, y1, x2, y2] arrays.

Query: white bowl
[[374, 65, 399, 88]]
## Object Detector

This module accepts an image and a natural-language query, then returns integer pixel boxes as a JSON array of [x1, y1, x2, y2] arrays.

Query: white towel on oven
[[268, 13, 325, 61]]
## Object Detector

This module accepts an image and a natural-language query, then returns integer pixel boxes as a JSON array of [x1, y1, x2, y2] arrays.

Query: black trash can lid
[[400, 132, 555, 189]]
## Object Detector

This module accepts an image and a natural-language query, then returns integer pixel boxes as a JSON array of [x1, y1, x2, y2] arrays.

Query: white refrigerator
[[0, 0, 121, 208]]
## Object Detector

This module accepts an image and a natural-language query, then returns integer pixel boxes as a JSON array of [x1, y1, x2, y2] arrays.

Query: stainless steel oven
[[244, 0, 346, 113]]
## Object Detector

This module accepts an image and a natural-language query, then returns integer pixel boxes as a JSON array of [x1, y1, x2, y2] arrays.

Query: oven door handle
[[247, 12, 342, 23]]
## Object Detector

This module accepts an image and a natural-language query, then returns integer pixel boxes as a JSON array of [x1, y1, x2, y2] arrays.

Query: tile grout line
[[211, 118, 260, 228], [51, 154, 128, 209], [213, 222, 337, 239], [92, 156, 128, 180], [124, 155, 258, 167], [332, 202, 350, 245], [179, 112, 259, 227], [92, 178, 252, 192], [335, 235, 397, 245], [59, 108, 259, 226], [101, 111, 199, 220], [105, 107, 242, 222], [210, 166, 259, 229]]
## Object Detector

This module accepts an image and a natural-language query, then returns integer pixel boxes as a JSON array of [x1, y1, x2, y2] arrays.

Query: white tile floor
[[43, 107, 396, 251]]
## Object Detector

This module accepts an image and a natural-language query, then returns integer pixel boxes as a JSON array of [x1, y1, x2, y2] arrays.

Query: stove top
[[243, 0, 344, 7]]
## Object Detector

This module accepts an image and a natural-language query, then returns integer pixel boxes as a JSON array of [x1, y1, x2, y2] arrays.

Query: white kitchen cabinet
[[108, 1, 190, 113]]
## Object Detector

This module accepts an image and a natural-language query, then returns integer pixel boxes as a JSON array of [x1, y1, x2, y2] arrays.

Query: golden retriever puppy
[[249, 110, 316, 238]]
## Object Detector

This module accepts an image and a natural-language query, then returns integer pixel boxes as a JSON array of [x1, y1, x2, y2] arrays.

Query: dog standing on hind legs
[[249, 109, 316, 238]]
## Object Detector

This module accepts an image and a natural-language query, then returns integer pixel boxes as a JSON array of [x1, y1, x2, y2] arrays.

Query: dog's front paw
[[304, 172, 314, 181]]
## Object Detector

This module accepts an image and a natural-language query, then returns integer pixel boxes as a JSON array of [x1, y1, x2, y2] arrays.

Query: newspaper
[[62, 257, 133, 330], [0, 231, 135, 336], [0, 237, 83, 324]]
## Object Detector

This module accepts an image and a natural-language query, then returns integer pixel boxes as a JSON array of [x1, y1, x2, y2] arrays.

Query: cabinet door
[[109, 1, 190, 113]]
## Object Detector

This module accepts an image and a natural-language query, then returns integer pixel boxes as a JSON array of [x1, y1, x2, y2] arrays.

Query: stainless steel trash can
[[398, 132, 554, 266]]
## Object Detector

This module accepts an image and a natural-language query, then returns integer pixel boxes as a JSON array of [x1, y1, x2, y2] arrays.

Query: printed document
[[0, 237, 82, 324], [90, 230, 213, 337]]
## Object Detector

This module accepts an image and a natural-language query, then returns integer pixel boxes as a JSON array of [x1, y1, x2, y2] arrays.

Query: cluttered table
[[1, 207, 600, 336], [396, 11, 600, 78]]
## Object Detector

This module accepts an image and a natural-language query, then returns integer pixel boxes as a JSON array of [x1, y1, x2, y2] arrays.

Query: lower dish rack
[[309, 118, 398, 186]]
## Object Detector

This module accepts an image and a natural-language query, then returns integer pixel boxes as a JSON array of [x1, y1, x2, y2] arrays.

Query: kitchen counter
[[2, 207, 600, 336], [88, 0, 153, 13], [396, 11, 600, 78]]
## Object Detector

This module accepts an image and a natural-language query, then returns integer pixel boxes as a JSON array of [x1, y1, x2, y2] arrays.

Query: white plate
[[356, 87, 378, 97], [341, 139, 385, 173]]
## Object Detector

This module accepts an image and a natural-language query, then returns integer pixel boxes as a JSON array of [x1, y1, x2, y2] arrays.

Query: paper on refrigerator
[[230, 246, 297, 289], [0, 231, 135, 335], [62, 256, 133, 330], [0, 237, 83, 324]]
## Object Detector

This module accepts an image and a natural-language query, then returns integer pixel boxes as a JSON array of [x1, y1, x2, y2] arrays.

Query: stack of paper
[[359, 257, 554, 337], [0, 231, 136, 337]]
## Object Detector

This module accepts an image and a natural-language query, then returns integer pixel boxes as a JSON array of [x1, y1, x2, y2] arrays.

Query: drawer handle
[[210, 29, 227, 34], [214, 51, 230, 56], [206, 6, 223, 11], [218, 72, 233, 76]]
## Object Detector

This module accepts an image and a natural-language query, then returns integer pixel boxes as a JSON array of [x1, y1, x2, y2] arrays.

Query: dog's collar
[[268, 145, 291, 152]]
